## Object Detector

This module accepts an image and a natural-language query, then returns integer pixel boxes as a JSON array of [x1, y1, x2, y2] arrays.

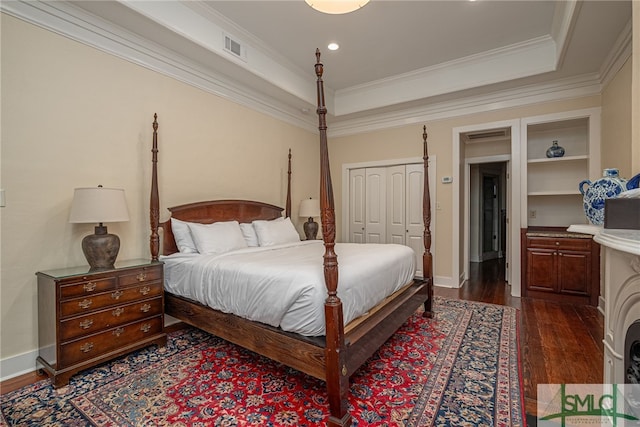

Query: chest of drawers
[[36, 259, 167, 387]]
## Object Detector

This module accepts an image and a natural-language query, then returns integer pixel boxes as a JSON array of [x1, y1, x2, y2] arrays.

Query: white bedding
[[161, 240, 416, 336]]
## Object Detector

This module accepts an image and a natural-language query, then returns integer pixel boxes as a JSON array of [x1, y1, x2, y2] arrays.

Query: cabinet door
[[557, 250, 591, 296], [526, 248, 557, 292], [349, 168, 366, 243]]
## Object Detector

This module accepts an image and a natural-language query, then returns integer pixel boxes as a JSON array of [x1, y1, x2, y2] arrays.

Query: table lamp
[[299, 198, 320, 240], [69, 186, 130, 270]]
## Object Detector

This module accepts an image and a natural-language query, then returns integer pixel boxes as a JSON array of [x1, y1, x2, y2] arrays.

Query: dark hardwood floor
[[435, 258, 604, 417], [2, 260, 604, 420]]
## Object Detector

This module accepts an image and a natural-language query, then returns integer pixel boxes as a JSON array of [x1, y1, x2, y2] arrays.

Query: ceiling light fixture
[[328, 42, 339, 51], [305, 0, 370, 14]]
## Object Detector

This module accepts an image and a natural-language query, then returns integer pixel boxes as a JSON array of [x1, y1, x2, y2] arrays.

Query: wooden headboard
[[159, 200, 284, 255], [149, 115, 293, 258]]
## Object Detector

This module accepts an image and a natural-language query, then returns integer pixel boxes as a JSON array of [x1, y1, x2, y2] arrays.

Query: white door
[[349, 168, 366, 243], [365, 168, 386, 243], [405, 163, 425, 278], [386, 165, 406, 245]]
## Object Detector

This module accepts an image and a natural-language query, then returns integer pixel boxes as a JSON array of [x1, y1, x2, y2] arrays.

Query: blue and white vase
[[579, 168, 628, 225], [546, 140, 565, 158]]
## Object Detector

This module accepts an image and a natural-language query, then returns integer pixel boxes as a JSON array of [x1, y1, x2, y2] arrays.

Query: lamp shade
[[305, 0, 369, 14], [69, 187, 130, 224], [299, 198, 320, 218]]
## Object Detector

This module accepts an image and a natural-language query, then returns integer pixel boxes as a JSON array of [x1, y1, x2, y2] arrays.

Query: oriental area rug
[[1, 297, 525, 426]]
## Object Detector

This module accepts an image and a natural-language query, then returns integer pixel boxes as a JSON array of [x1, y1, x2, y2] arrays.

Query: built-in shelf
[[521, 108, 601, 228], [528, 190, 582, 196], [527, 154, 588, 164]]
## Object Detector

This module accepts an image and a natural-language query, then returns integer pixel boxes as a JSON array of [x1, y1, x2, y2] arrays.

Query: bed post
[[422, 125, 434, 316], [286, 148, 292, 218], [314, 49, 351, 427], [150, 113, 160, 261]]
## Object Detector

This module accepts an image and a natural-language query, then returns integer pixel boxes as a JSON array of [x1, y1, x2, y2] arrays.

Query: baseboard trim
[[0, 349, 38, 383], [434, 275, 456, 288]]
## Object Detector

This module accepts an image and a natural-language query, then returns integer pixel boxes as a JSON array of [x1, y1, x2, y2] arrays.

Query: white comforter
[[161, 240, 416, 336]]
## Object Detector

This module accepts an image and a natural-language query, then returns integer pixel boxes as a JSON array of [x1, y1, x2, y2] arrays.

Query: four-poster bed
[[148, 50, 434, 426]]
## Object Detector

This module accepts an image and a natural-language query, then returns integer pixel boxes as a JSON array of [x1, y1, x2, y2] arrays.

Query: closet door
[[365, 168, 386, 243], [405, 163, 425, 278], [348, 168, 366, 243], [386, 165, 406, 245]]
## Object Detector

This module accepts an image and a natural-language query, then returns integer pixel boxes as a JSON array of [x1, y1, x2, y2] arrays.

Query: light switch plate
[[0, 189, 5, 207]]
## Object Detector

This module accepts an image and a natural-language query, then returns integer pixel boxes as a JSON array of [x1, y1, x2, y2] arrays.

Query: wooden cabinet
[[522, 230, 599, 305], [36, 259, 167, 387]]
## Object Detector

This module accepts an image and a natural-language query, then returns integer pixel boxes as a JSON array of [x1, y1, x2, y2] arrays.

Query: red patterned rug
[[1, 297, 525, 426]]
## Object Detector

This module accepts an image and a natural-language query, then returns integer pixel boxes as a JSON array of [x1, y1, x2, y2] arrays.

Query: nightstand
[[36, 259, 167, 387]]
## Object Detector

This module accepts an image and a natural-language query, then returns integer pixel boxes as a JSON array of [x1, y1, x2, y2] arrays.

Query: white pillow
[[239, 223, 259, 247], [253, 217, 300, 247], [170, 218, 198, 254], [187, 221, 248, 255]]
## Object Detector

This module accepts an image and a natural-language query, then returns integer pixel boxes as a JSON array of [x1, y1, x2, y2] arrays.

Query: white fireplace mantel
[[588, 228, 640, 384]]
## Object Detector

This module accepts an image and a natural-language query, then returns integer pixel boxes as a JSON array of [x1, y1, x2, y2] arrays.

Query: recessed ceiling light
[[328, 43, 339, 51]]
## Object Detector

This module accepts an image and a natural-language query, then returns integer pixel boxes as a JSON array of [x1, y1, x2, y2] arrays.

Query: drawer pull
[[139, 286, 151, 296], [141, 323, 151, 333], [80, 342, 94, 353], [555, 241, 560, 246], [83, 282, 97, 292], [79, 319, 94, 329], [112, 327, 125, 337], [136, 273, 147, 282], [78, 299, 93, 309], [111, 290, 124, 300], [112, 307, 124, 317], [140, 303, 151, 313]]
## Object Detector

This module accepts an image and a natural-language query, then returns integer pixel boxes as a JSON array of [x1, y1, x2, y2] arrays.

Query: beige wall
[[329, 96, 601, 279], [2, 9, 637, 374], [602, 59, 633, 178], [1, 15, 319, 362]]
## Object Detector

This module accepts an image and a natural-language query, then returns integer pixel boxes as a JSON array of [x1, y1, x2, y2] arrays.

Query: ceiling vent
[[223, 33, 247, 62], [463, 128, 510, 143]]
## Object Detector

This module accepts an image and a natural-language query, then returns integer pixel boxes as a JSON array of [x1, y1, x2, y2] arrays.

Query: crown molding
[[327, 73, 603, 137], [550, 0, 581, 69], [3, 0, 629, 140], [599, 19, 633, 89], [1, 0, 318, 132], [118, 0, 318, 108], [334, 36, 557, 116]]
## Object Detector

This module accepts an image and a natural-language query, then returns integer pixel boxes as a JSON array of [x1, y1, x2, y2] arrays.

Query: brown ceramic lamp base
[[303, 217, 319, 240], [82, 224, 121, 270]]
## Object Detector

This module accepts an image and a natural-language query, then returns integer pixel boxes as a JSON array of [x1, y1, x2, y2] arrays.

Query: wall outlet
[[529, 210, 536, 218]]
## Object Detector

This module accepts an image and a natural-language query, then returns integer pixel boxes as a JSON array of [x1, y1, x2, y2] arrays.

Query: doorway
[[453, 119, 521, 296], [480, 166, 506, 261]]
